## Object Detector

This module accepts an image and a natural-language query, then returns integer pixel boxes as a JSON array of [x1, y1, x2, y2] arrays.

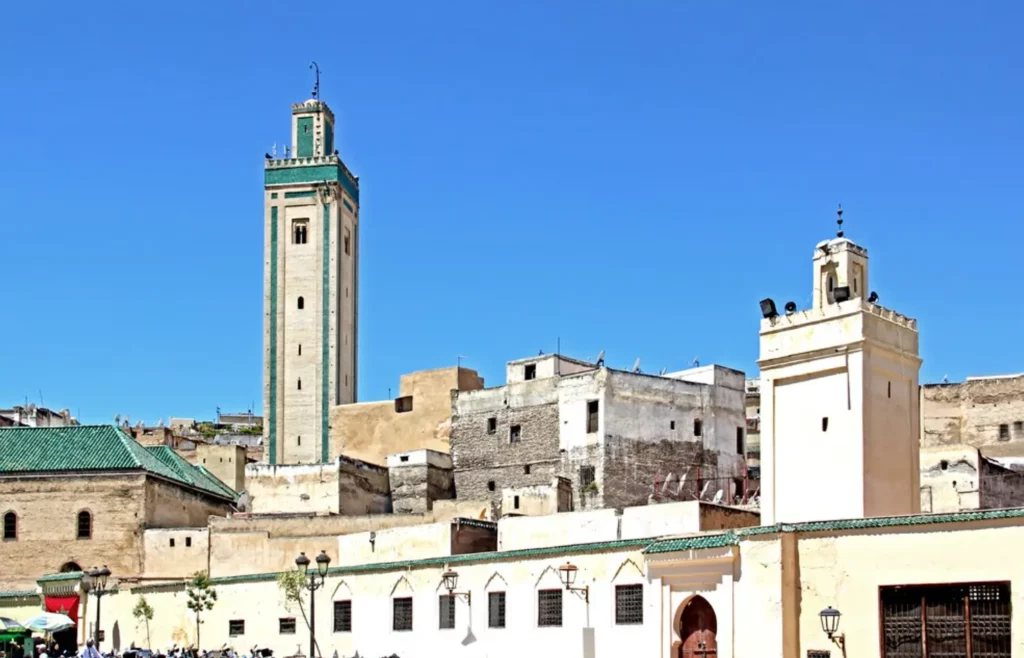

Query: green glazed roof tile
[[643, 533, 736, 554], [37, 571, 84, 582], [0, 426, 234, 502], [0, 590, 39, 600]]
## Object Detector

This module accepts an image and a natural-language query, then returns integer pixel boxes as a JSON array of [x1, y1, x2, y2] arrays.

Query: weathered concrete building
[[0, 405, 77, 427], [450, 354, 747, 515], [244, 457, 392, 516], [921, 373, 1024, 453], [919, 444, 1024, 513], [0, 425, 237, 589], [743, 378, 761, 478], [387, 449, 455, 514]]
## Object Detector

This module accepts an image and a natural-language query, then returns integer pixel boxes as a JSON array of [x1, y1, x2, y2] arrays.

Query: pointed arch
[[533, 564, 563, 589], [389, 574, 413, 597], [330, 579, 353, 600], [483, 571, 509, 591], [611, 558, 644, 582]]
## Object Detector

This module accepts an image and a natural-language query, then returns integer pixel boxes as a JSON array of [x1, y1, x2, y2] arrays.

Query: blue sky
[[1, 2, 1021, 424]]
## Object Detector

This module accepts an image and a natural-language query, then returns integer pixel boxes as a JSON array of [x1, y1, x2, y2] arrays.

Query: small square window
[[228, 620, 245, 637], [523, 464, 531, 475], [487, 417, 497, 434], [395, 396, 413, 413], [169, 538, 175, 548], [186, 536, 192, 547], [1015, 421, 1024, 435], [509, 425, 521, 443], [537, 589, 562, 627], [393, 597, 413, 631], [524, 364, 537, 380], [487, 480, 496, 492], [615, 584, 643, 625], [488, 592, 506, 628], [333, 600, 352, 632], [999, 424, 1010, 441], [400, 455, 409, 463], [438, 594, 455, 630], [279, 618, 296, 635]]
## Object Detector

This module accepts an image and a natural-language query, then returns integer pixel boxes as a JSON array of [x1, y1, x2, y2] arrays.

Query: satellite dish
[[659, 367, 667, 376], [595, 350, 605, 366], [632, 358, 641, 373]]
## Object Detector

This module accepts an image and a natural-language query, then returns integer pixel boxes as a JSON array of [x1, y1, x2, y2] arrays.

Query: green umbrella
[[0, 618, 25, 632]]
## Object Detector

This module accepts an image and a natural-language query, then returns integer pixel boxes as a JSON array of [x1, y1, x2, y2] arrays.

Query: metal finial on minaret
[[309, 61, 321, 100], [836, 204, 844, 238]]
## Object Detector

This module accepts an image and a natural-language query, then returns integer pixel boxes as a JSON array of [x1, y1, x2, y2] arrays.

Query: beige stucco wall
[[195, 444, 247, 492], [329, 366, 483, 465], [142, 528, 210, 579], [245, 462, 343, 515], [920, 445, 982, 513]]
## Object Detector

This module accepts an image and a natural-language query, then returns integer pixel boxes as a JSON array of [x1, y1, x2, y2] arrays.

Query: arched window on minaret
[[298, 296, 304, 310]]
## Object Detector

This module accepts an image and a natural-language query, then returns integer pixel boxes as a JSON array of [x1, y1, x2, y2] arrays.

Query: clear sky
[[1, 2, 1021, 424]]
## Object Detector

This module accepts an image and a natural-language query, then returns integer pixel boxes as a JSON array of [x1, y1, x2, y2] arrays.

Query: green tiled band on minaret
[[297, 117, 314, 158], [322, 200, 331, 463], [269, 206, 278, 465]]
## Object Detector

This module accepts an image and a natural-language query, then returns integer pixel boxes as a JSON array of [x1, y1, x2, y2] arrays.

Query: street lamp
[[819, 606, 845, 648], [87, 566, 112, 650], [558, 562, 589, 603], [441, 569, 471, 603], [295, 551, 331, 658]]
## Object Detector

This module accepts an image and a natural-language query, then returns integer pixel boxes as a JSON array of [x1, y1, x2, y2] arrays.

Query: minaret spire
[[309, 61, 321, 100]]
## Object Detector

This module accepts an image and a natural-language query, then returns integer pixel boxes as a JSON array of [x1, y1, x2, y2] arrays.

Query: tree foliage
[[132, 596, 154, 649], [186, 571, 217, 649]]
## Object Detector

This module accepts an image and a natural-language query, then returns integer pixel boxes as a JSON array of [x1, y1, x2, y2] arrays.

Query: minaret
[[263, 91, 359, 465], [757, 209, 921, 524]]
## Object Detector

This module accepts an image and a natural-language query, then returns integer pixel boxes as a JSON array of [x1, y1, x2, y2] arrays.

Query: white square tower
[[758, 212, 921, 525], [263, 98, 359, 465]]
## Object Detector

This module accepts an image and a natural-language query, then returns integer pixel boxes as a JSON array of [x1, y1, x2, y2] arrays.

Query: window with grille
[[228, 620, 244, 637], [881, 582, 1010, 658], [615, 584, 643, 624], [393, 597, 413, 631], [278, 618, 296, 634], [488, 592, 506, 628], [77, 510, 92, 539], [333, 600, 352, 632], [438, 594, 455, 630], [537, 589, 562, 627], [2, 512, 16, 540], [579, 465, 595, 488]]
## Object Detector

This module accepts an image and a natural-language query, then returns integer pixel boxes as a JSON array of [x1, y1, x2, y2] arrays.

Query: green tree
[[185, 572, 217, 649], [132, 595, 154, 649], [277, 571, 321, 657]]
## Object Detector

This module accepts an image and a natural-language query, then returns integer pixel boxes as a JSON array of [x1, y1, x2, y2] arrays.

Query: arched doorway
[[59, 561, 83, 573], [679, 596, 717, 658]]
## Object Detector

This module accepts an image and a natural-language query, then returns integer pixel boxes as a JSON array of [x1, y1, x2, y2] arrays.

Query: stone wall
[[0, 474, 149, 589], [387, 450, 454, 514], [921, 376, 1024, 452], [144, 478, 234, 527], [338, 456, 391, 515], [245, 461, 344, 514], [194, 444, 247, 492], [979, 454, 1024, 510], [451, 378, 562, 512], [142, 528, 210, 579]]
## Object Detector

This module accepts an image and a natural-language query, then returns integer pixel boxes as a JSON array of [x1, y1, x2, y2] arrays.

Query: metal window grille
[[438, 594, 455, 630], [881, 582, 1011, 658], [579, 466, 595, 488], [278, 618, 296, 635], [537, 589, 562, 627], [393, 597, 413, 631], [615, 584, 643, 624], [333, 600, 352, 632], [488, 592, 506, 628], [77, 511, 91, 539], [228, 620, 245, 637]]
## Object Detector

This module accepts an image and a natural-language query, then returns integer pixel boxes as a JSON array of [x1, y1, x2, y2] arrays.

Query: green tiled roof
[[645, 506, 1024, 554], [132, 536, 655, 593], [37, 571, 84, 583], [0, 591, 39, 601], [0, 425, 235, 502]]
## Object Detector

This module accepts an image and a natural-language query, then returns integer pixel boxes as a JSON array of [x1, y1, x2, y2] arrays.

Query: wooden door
[[679, 596, 718, 658]]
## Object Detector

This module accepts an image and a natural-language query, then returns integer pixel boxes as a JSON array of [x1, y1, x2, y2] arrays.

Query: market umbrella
[[0, 618, 25, 631], [23, 613, 75, 633]]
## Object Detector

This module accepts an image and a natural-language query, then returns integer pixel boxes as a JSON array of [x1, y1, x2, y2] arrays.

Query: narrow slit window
[[513, 495, 520, 509], [297, 296, 304, 310], [344, 228, 351, 255], [487, 417, 497, 434], [77, 510, 92, 539], [2, 512, 16, 541], [693, 419, 703, 436], [888, 381, 891, 398], [509, 425, 521, 443], [586, 400, 599, 433], [297, 378, 302, 390], [298, 344, 302, 356], [822, 417, 829, 432]]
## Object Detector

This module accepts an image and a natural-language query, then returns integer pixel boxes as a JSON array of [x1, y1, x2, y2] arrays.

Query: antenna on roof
[[693, 357, 700, 367], [595, 350, 605, 367], [659, 367, 667, 376], [632, 358, 642, 373]]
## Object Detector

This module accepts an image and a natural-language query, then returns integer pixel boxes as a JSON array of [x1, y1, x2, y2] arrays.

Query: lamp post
[[295, 551, 331, 658], [558, 562, 589, 602], [87, 566, 111, 650], [441, 568, 471, 603]]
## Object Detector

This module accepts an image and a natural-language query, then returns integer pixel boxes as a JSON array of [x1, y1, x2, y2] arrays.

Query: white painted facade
[[758, 232, 921, 525]]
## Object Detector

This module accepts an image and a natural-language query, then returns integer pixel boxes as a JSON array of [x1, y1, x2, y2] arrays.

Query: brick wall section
[[450, 383, 562, 512], [980, 457, 1024, 509], [338, 456, 391, 515], [601, 438, 713, 510]]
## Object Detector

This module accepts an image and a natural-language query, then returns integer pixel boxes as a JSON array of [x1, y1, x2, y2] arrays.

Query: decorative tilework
[[321, 200, 330, 463], [284, 191, 316, 199], [297, 117, 313, 158], [265, 164, 359, 204], [269, 206, 278, 464]]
